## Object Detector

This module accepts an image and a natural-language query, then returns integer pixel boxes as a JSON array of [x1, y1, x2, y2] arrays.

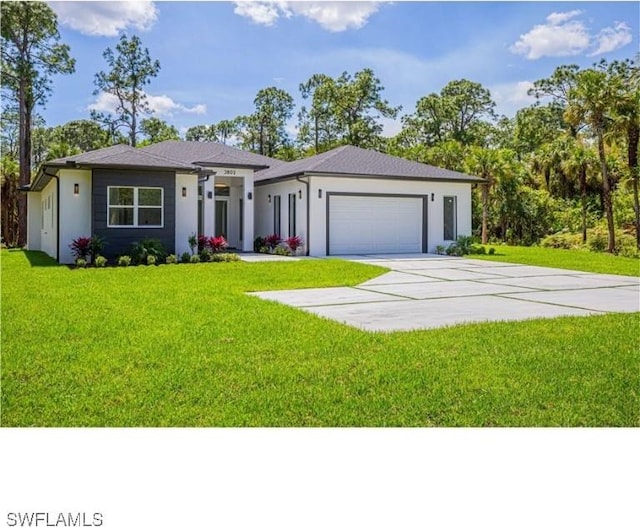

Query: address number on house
[[223, 169, 237, 175]]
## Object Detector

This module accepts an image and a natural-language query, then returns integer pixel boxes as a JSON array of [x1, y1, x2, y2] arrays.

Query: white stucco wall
[[175, 172, 198, 256], [26, 192, 42, 251], [306, 176, 472, 256], [40, 179, 58, 260], [255, 179, 308, 252], [58, 169, 92, 264]]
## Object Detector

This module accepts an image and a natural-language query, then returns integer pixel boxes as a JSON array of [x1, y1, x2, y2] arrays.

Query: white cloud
[[490, 81, 539, 117], [233, 1, 281, 26], [510, 10, 634, 60], [50, 1, 158, 37], [545, 10, 583, 26], [89, 92, 206, 117], [510, 11, 589, 59], [233, 1, 383, 32], [589, 22, 633, 56]]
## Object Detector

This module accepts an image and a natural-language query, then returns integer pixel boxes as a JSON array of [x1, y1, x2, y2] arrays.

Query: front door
[[215, 199, 228, 238]]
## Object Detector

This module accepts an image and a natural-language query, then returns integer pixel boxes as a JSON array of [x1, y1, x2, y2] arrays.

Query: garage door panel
[[328, 195, 424, 255]]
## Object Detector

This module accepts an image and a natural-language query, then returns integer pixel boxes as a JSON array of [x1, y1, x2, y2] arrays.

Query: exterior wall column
[[242, 172, 254, 251], [202, 174, 215, 238]]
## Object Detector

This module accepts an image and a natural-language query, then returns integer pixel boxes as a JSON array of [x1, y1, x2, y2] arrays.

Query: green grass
[[2, 249, 638, 427], [468, 244, 640, 276]]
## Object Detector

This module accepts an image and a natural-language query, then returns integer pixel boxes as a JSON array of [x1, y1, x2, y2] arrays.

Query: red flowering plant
[[264, 234, 282, 251], [69, 236, 91, 261], [208, 236, 228, 252], [285, 236, 303, 252], [197, 234, 208, 254]]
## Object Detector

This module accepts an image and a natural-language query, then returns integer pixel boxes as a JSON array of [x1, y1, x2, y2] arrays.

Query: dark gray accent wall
[[92, 169, 175, 258]]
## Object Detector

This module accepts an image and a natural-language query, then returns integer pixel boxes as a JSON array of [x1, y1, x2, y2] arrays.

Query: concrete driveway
[[249, 254, 640, 331]]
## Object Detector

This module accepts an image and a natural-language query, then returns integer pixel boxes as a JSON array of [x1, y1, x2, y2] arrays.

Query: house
[[23, 141, 483, 263]]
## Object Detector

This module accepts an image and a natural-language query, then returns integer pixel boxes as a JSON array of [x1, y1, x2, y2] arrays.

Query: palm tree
[[464, 146, 506, 244], [607, 59, 640, 248], [561, 138, 597, 242], [565, 68, 618, 252]]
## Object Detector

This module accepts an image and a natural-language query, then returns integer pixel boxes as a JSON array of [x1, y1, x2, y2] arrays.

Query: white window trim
[[443, 195, 457, 241], [107, 186, 164, 228]]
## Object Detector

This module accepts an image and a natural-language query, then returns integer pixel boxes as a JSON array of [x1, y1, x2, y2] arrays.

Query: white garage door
[[328, 194, 425, 255]]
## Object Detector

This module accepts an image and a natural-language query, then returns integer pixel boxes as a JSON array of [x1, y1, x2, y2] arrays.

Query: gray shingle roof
[[46, 144, 196, 171], [255, 145, 483, 183], [141, 140, 285, 169]]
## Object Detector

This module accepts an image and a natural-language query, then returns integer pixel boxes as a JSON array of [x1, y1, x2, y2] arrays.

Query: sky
[[43, 1, 639, 138]]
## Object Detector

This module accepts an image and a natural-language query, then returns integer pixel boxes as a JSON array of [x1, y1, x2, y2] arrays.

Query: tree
[[214, 119, 240, 145], [333, 69, 400, 149], [401, 79, 495, 147], [91, 34, 160, 147], [1, 1, 75, 245], [139, 117, 180, 145], [607, 59, 640, 248], [185, 124, 217, 142], [560, 137, 598, 242], [565, 68, 618, 252], [297, 69, 399, 152], [297, 73, 340, 154], [240, 87, 294, 157], [465, 146, 507, 244]]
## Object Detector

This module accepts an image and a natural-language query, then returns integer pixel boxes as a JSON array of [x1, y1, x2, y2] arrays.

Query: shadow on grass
[[21, 250, 61, 267]]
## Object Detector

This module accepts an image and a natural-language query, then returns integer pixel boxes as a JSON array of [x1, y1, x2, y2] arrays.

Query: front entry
[[215, 199, 228, 238]]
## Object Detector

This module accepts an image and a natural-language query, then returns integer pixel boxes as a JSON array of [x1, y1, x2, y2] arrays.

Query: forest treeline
[[2, 2, 638, 255]]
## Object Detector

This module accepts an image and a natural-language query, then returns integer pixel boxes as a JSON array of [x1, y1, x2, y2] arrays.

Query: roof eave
[[193, 161, 270, 171], [256, 170, 483, 184]]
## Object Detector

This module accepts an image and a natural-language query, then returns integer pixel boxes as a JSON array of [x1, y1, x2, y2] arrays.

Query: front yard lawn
[[469, 244, 640, 276], [2, 249, 638, 427]]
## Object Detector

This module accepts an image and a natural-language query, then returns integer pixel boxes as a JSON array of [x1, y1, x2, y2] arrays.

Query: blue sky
[[45, 1, 639, 137]]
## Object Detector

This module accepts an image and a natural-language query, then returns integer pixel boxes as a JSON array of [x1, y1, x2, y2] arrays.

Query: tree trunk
[[481, 183, 488, 245], [580, 166, 588, 243], [597, 131, 615, 252], [131, 108, 137, 147], [628, 124, 639, 248], [17, 80, 31, 247]]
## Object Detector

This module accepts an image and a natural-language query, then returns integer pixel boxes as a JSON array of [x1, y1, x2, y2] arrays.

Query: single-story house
[[22, 141, 483, 263]]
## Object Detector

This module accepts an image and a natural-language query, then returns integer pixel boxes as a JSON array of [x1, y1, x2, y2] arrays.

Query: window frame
[[443, 195, 457, 241], [273, 195, 281, 236], [107, 186, 164, 228], [288, 192, 296, 237]]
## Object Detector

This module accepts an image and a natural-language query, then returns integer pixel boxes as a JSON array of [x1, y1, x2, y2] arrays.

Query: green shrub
[[118, 255, 131, 267], [488, 247, 496, 255], [540, 232, 583, 250], [474, 245, 486, 255], [146, 254, 157, 265], [190, 254, 201, 264], [258, 246, 270, 254], [88, 236, 105, 263], [211, 253, 241, 263], [94, 255, 107, 268], [129, 239, 166, 265], [180, 252, 191, 263], [435, 245, 445, 255], [200, 248, 213, 262], [254, 236, 266, 253], [274, 246, 291, 256], [75, 258, 87, 268], [166, 254, 177, 264], [587, 227, 608, 253]]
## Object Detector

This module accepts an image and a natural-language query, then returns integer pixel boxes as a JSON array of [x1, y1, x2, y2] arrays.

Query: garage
[[327, 193, 427, 255]]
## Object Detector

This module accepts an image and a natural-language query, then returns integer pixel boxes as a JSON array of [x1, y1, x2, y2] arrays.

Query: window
[[108, 186, 163, 228], [288, 193, 296, 237], [443, 196, 457, 241], [273, 195, 281, 236]]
